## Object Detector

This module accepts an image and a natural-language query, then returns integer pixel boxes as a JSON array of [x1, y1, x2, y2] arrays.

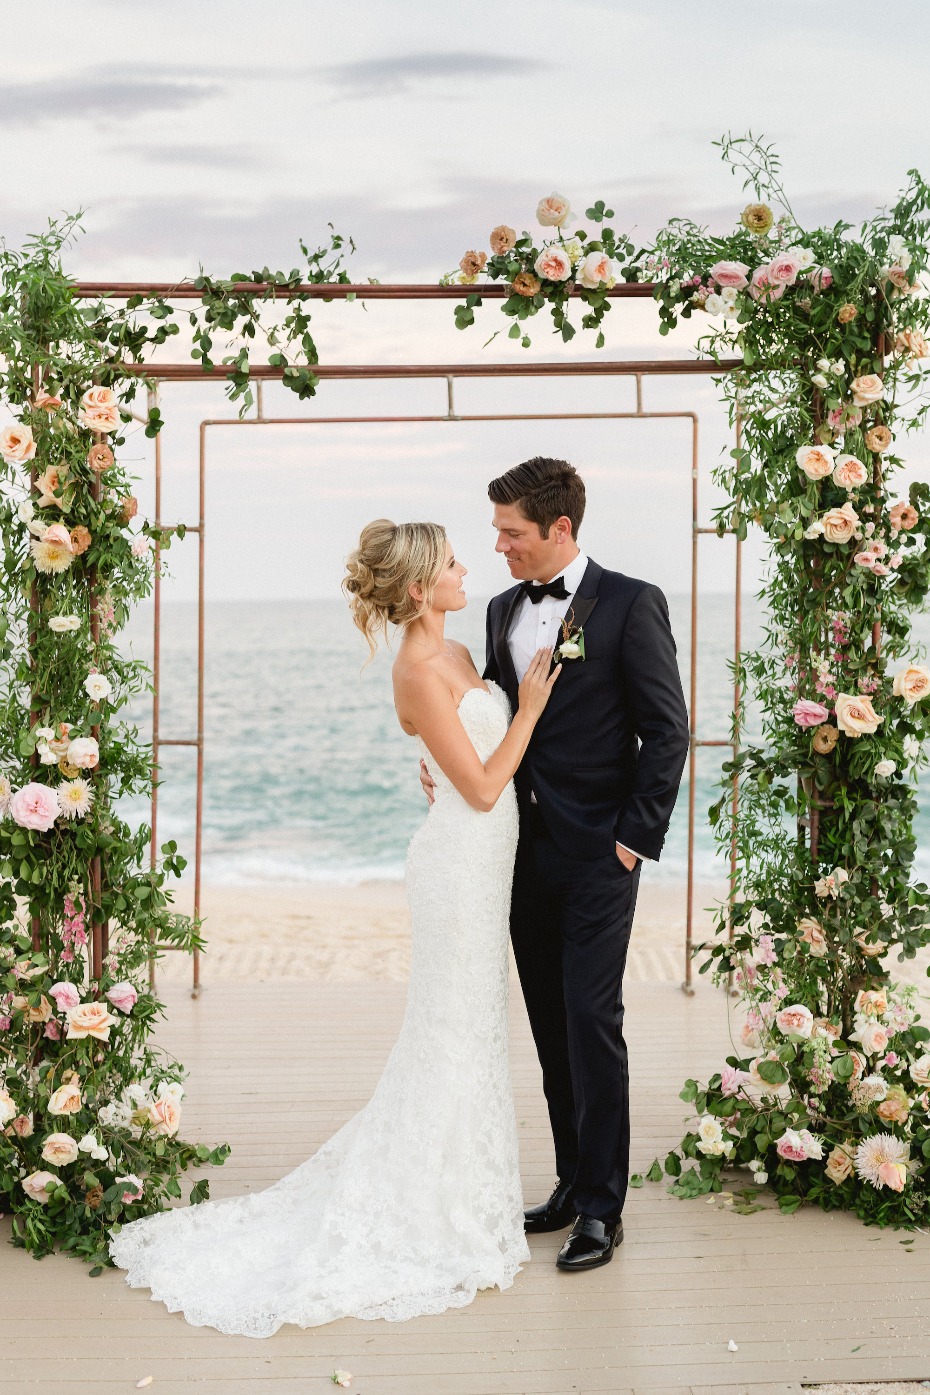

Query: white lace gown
[[108, 681, 529, 1336]]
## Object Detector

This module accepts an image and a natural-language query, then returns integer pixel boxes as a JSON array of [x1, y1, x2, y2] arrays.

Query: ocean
[[116, 593, 930, 887]]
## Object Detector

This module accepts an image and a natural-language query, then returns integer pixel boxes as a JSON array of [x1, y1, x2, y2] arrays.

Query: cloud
[[0, 78, 220, 127], [116, 142, 260, 170], [319, 51, 547, 98]]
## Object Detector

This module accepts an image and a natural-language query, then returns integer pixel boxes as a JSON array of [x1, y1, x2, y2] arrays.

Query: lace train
[[109, 682, 529, 1335]]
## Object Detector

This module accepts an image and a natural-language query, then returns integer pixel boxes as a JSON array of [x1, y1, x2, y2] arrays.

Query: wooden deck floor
[[1, 978, 929, 1395]]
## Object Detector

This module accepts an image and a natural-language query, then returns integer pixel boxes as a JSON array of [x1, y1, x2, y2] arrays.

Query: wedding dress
[[108, 680, 529, 1336]]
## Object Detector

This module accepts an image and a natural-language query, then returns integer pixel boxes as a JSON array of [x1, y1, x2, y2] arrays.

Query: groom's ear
[[551, 515, 575, 543]]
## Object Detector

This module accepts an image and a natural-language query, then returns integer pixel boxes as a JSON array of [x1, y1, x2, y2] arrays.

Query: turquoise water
[[116, 594, 930, 886]]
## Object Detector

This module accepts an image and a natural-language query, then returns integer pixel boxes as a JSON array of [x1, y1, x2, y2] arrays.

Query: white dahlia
[[855, 1132, 909, 1190], [0, 775, 11, 816], [57, 778, 94, 820]]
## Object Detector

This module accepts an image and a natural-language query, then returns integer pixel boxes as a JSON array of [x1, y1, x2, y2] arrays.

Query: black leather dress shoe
[[556, 1214, 623, 1270], [523, 1180, 575, 1233]]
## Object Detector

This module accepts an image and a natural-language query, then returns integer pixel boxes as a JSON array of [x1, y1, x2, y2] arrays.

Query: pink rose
[[709, 260, 749, 289], [793, 699, 829, 727], [719, 1064, 748, 1097], [42, 523, 73, 551], [49, 981, 80, 1013], [105, 981, 138, 1014], [768, 253, 802, 286], [775, 1128, 823, 1162], [871, 563, 889, 576], [808, 266, 833, 292], [748, 265, 785, 302], [147, 1097, 181, 1136], [131, 535, 151, 559], [832, 454, 869, 490], [117, 1173, 144, 1203], [855, 550, 879, 567], [533, 246, 572, 282], [10, 782, 59, 832], [536, 193, 571, 228]]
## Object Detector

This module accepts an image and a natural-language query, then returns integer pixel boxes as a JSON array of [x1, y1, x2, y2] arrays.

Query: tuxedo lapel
[[493, 586, 523, 701], [562, 558, 602, 639]]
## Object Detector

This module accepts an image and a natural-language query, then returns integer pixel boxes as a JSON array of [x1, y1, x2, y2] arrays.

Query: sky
[[3, 0, 930, 604]]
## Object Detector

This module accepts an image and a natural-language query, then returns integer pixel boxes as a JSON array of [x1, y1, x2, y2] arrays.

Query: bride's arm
[[395, 649, 560, 813]]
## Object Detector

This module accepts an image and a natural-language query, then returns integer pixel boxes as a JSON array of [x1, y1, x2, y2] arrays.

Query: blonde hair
[[343, 519, 447, 660]]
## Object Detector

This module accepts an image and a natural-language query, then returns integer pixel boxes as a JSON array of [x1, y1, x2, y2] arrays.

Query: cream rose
[[821, 501, 859, 544], [852, 1019, 889, 1055], [796, 444, 835, 480], [0, 423, 37, 465], [577, 250, 612, 289], [851, 373, 885, 407], [896, 328, 930, 361], [65, 736, 99, 770], [798, 917, 827, 956], [775, 1004, 814, 1038], [834, 693, 882, 737], [534, 246, 572, 282], [21, 1170, 59, 1204], [892, 664, 930, 705], [147, 1096, 181, 1136], [0, 1089, 16, 1126], [832, 454, 869, 490], [825, 1144, 855, 1184], [40, 1132, 80, 1166], [536, 193, 571, 227], [66, 1000, 118, 1042], [909, 1053, 930, 1089], [47, 1079, 82, 1115]]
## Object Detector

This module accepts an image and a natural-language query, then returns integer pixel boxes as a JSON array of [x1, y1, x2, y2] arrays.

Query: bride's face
[[427, 541, 468, 614]]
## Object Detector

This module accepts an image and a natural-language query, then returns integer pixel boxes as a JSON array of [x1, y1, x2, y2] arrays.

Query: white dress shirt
[[506, 551, 650, 863]]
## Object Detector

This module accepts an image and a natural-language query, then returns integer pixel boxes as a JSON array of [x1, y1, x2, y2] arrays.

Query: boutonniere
[[555, 608, 585, 661]]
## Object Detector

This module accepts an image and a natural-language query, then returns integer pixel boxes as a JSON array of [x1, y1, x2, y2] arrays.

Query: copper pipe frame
[[73, 282, 663, 301], [123, 359, 742, 383], [147, 372, 741, 998]]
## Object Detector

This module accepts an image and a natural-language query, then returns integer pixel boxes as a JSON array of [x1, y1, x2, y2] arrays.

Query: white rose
[[49, 615, 81, 633], [156, 1079, 185, 1103], [754, 1170, 768, 1185], [831, 360, 845, 376], [17, 499, 34, 524], [811, 373, 830, 390], [888, 235, 910, 269], [720, 285, 739, 304], [558, 641, 582, 659], [816, 358, 831, 372], [83, 673, 112, 703], [788, 245, 816, 270], [903, 734, 921, 763], [123, 1082, 150, 1107], [705, 292, 725, 315], [37, 742, 59, 766], [98, 1099, 133, 1128], [804, 520, 826, 539], [874, 759, 897, 778], [909, 1053, 930, 1089], [0, 1089, 16, 1126], [696, 1114, 725, 1155]]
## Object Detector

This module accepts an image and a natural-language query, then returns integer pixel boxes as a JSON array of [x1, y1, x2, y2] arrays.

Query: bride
[[108, 519, 560, 1336]]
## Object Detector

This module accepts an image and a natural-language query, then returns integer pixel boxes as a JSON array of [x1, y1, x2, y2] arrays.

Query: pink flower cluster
[[61, 893, 88, 965]]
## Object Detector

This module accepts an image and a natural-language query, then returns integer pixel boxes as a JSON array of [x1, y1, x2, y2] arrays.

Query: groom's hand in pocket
[[615, 844, 639, 872], [420, 758, 436, 806]]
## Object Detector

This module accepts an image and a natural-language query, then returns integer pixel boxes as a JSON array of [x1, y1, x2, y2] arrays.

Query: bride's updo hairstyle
[[343, 519, 447, 660]]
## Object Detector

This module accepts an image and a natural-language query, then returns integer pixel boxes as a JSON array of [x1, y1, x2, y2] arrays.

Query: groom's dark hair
[[488, 456, 586, 539]]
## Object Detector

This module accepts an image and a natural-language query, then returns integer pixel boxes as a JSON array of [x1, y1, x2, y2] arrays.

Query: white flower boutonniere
[[556, 609, 585, 661]]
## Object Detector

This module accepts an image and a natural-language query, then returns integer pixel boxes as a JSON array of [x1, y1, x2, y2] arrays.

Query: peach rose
[[489, 225, 516, 256], [578, 250, 612, 289], [908, 1053, 930, 1089], [534, 246, 572, 282], [47, 1079, 83, 1115], [34, 389, 62, 412], [895, 327, 929, 361], [40, 1132, 80, 1166], [34, 464, 70, 509], [796, 444, 835, 480], [11, 1113, 34, 1138], [865, 424, 893, 453], [82, 387, 116, 410], [834, 692, 883, 737], [798, 917, 827, 957], [775, 1003, 814, 1038], [147, 1097, 181, 1136], [854, 928, 888, 958], [79, 389, 121, 433], [851, 373, 884, 407], [877, 1087, 910, 1124], [853, 1020, 889, 1055], [812, 723, 839, 754], [120, 495, 138, 523], [65, 1001, 118, 1042], [65, 736, 99, 770], [832, 454, 869, 490], [893, 664, 930, 704], [11, 994, 53, 1023], [885, 266, 912, 291], [21, 1170, 59, 1204], [821, 501, 859, 543], [837, 303, 858, 324], [536, 193, 571, 227], [709, 260, 749, 289], [877, 1160, 907, 1191], [0, 423, 37, 465], [855, 988, 888, 1017], [512, 272, 541, 298], [825, 1144, 855, 1184], [69, 526, 91, 556], [889, 501, 918, 530], [87, 443, 114, 473], [459, 250, 486, 277]]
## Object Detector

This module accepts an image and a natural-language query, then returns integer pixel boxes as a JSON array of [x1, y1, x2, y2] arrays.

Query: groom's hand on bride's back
[[420, 758, 436, 806]]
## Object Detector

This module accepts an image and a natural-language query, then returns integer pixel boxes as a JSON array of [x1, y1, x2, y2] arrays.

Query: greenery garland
[[0, 217, 353, 1267], [454, 136, 930, 1226]]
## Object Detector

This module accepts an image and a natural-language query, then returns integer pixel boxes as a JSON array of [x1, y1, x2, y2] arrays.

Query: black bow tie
[[522, 577, 569, 604]]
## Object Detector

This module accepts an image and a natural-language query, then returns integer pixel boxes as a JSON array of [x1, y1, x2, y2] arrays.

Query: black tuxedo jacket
[[484, 558, 690, 862]]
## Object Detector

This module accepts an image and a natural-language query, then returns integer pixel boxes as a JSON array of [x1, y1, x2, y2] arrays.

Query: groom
[[459, 456, 687, 1271]]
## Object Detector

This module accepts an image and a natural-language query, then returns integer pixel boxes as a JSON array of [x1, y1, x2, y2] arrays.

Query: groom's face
[[492, 503, 566, 583]]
